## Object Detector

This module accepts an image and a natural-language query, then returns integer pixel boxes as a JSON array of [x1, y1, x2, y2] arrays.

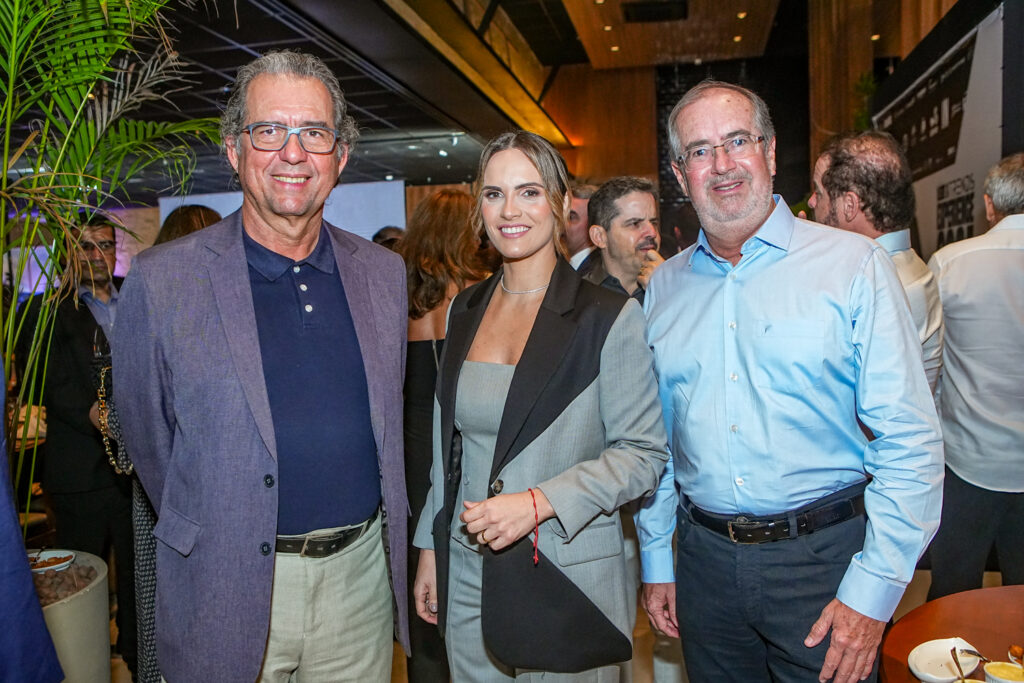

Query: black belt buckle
[[727, 516, 758, 544]]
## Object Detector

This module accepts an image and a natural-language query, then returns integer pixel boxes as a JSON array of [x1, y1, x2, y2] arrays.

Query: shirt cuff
[[640, 548, 676, 584], [835, 556, 908, 622]]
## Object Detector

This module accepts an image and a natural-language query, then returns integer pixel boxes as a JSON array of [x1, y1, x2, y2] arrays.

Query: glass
[[243, 123, 338, 154], [676, 134, 765, 170]]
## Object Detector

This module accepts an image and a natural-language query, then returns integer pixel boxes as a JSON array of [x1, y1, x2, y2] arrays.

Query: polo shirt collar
[[243, 225, 336, 280]]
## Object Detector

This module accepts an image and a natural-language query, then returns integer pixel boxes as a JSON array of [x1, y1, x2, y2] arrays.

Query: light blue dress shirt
[[637, 197, 943, 621], [79, 283, 118, 340]]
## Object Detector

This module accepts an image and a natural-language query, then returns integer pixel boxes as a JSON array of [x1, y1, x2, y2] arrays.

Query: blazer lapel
[[489, 259, 579, 480], [327, 227, 386, 452], [203, 214, 278, 460]]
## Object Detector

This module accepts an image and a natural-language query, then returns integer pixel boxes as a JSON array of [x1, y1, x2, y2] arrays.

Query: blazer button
[[491, 479, 504, 494], [260, 542, 272, 556], [264, 474, 275, 488]]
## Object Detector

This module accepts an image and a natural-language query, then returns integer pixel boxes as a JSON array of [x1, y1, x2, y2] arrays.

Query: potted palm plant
[[1, 0, 219, 678]]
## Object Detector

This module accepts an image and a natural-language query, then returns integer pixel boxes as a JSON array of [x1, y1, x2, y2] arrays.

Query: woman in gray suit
[[412, 131, 669, 681]]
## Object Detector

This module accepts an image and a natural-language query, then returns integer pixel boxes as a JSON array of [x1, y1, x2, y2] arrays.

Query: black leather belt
[[275, 509, 378, 558], [688, 492, 865, 544]]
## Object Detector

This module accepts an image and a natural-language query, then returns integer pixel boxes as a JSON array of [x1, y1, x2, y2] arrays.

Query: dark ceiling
[[130, 0, 564, 201]]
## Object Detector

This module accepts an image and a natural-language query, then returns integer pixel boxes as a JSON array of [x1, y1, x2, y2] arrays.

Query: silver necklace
[[500, 275, 549, 295]]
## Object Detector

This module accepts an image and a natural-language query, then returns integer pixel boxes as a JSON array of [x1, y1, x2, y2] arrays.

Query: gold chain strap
[[97, 365, 132, 475]]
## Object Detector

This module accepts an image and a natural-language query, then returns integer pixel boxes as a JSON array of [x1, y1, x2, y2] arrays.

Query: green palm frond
[[2, 0, 219, 535]]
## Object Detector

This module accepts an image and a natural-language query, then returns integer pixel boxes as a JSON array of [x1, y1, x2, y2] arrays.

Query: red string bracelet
[[527, 488, 539, 566]]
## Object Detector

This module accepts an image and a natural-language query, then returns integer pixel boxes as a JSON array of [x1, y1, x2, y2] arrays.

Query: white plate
[[28, 550, 76, 573], [909, 637, 981, 682]]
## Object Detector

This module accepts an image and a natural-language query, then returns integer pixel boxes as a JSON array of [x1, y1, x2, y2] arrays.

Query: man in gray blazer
[[113, 51, 409, 682]]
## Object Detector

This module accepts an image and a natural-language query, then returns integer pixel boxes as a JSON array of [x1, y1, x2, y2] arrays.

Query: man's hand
[[641, 582, 679, 638], [637, 249, 666, 290], [413, 549, 439, 624], [804, 598, 885, 682], [461, 489, 554, 552]]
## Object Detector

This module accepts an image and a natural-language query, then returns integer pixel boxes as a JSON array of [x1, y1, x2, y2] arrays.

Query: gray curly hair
[[220, 50, 359, 157]]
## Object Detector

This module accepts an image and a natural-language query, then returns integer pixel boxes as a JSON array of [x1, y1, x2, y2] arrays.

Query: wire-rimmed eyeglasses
[[243, 123, 339, 154], [676, 134, 766, 170]]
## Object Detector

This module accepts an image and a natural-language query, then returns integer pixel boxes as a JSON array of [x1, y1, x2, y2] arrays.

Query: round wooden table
[[881, 585, 1024, 681]]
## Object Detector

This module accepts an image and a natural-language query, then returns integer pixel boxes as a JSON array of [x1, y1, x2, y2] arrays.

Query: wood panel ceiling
[[564, 0, 781, 69]]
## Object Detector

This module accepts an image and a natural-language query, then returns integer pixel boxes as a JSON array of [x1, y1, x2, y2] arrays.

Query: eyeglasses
[[676, 134, 765, 170], [243, 123, 339, 154]]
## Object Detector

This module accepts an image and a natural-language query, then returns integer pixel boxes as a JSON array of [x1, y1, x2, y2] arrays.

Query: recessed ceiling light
[[871, 33, 881, 41], [595, 0, 605, 5], [407, 144, 418, 150], [737, 11, 747, 19], [610, 45, 620, 52], [385, 174, 394, 181], [603, 25, 612, 31], [733, 35, 742, 42], [438, 149, 448, 157]]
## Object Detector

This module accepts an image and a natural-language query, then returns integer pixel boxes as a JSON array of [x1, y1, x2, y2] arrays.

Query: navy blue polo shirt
[[243, 227, 380, 535]]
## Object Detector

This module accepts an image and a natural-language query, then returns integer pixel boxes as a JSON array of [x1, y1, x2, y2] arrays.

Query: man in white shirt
[[809, 130, 943, 394], [926, 151, 1024, 599]]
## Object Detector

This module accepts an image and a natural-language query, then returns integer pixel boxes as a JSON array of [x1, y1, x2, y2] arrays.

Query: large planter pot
[[40, 551, 109, 683]]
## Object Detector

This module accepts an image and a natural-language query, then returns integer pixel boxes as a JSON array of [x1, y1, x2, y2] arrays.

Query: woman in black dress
[[399, 189, 489, 681]]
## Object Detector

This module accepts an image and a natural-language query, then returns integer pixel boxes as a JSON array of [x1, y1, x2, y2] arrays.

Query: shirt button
[[299, 284, 308, 292], [735, 477, 745, 486], [304, 304, 313, 313], [264, 474, 275, 488], [729, 372, 738, 382], [730, 424, 739, 433], [728, 321, 737, 330], [491, 479, 504, 494], [260, 542, 272, 555], [292, 266, 301, 273], [729, 273, 737, 281]]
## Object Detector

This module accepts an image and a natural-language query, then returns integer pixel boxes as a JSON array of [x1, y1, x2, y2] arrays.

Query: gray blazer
[[416, 259, 668, 672], [113, 212, 409, 683]]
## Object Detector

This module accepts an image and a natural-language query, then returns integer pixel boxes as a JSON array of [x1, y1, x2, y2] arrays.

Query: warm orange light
[[733, 35, 742, 42], [737, 11, 747, 19], [610, 45, 620, 52], [603, 25, 612, 31], [871, 33, 881, 41]]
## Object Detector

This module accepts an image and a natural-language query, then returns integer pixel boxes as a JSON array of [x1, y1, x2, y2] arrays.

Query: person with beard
[[808, 131, 943, 395], [585, 178, 686, 682], [636, 81, 943, 683], [584, 176, 665, 304]]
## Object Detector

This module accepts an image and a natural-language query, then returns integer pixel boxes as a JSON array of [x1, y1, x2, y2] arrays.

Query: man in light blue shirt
[[637, 81, 943, 683]]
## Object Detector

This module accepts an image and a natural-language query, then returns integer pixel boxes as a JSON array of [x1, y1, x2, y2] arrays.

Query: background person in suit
[[113, 50, 409, 683], [18, 216, 136, 674], [412, 130, 668, 680]]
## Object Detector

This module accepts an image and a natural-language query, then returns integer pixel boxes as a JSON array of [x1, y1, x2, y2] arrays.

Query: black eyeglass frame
[[675, 135, 767, 170], [242, 122, 340, 154]]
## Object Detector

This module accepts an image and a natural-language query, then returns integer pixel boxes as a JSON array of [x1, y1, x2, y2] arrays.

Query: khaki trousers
[[258, 514, 393, 682]]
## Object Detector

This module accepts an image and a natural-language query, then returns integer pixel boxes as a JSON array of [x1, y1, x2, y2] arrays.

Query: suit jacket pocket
[[153, 505, 201, 557], [553, 519, 622, 567]]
